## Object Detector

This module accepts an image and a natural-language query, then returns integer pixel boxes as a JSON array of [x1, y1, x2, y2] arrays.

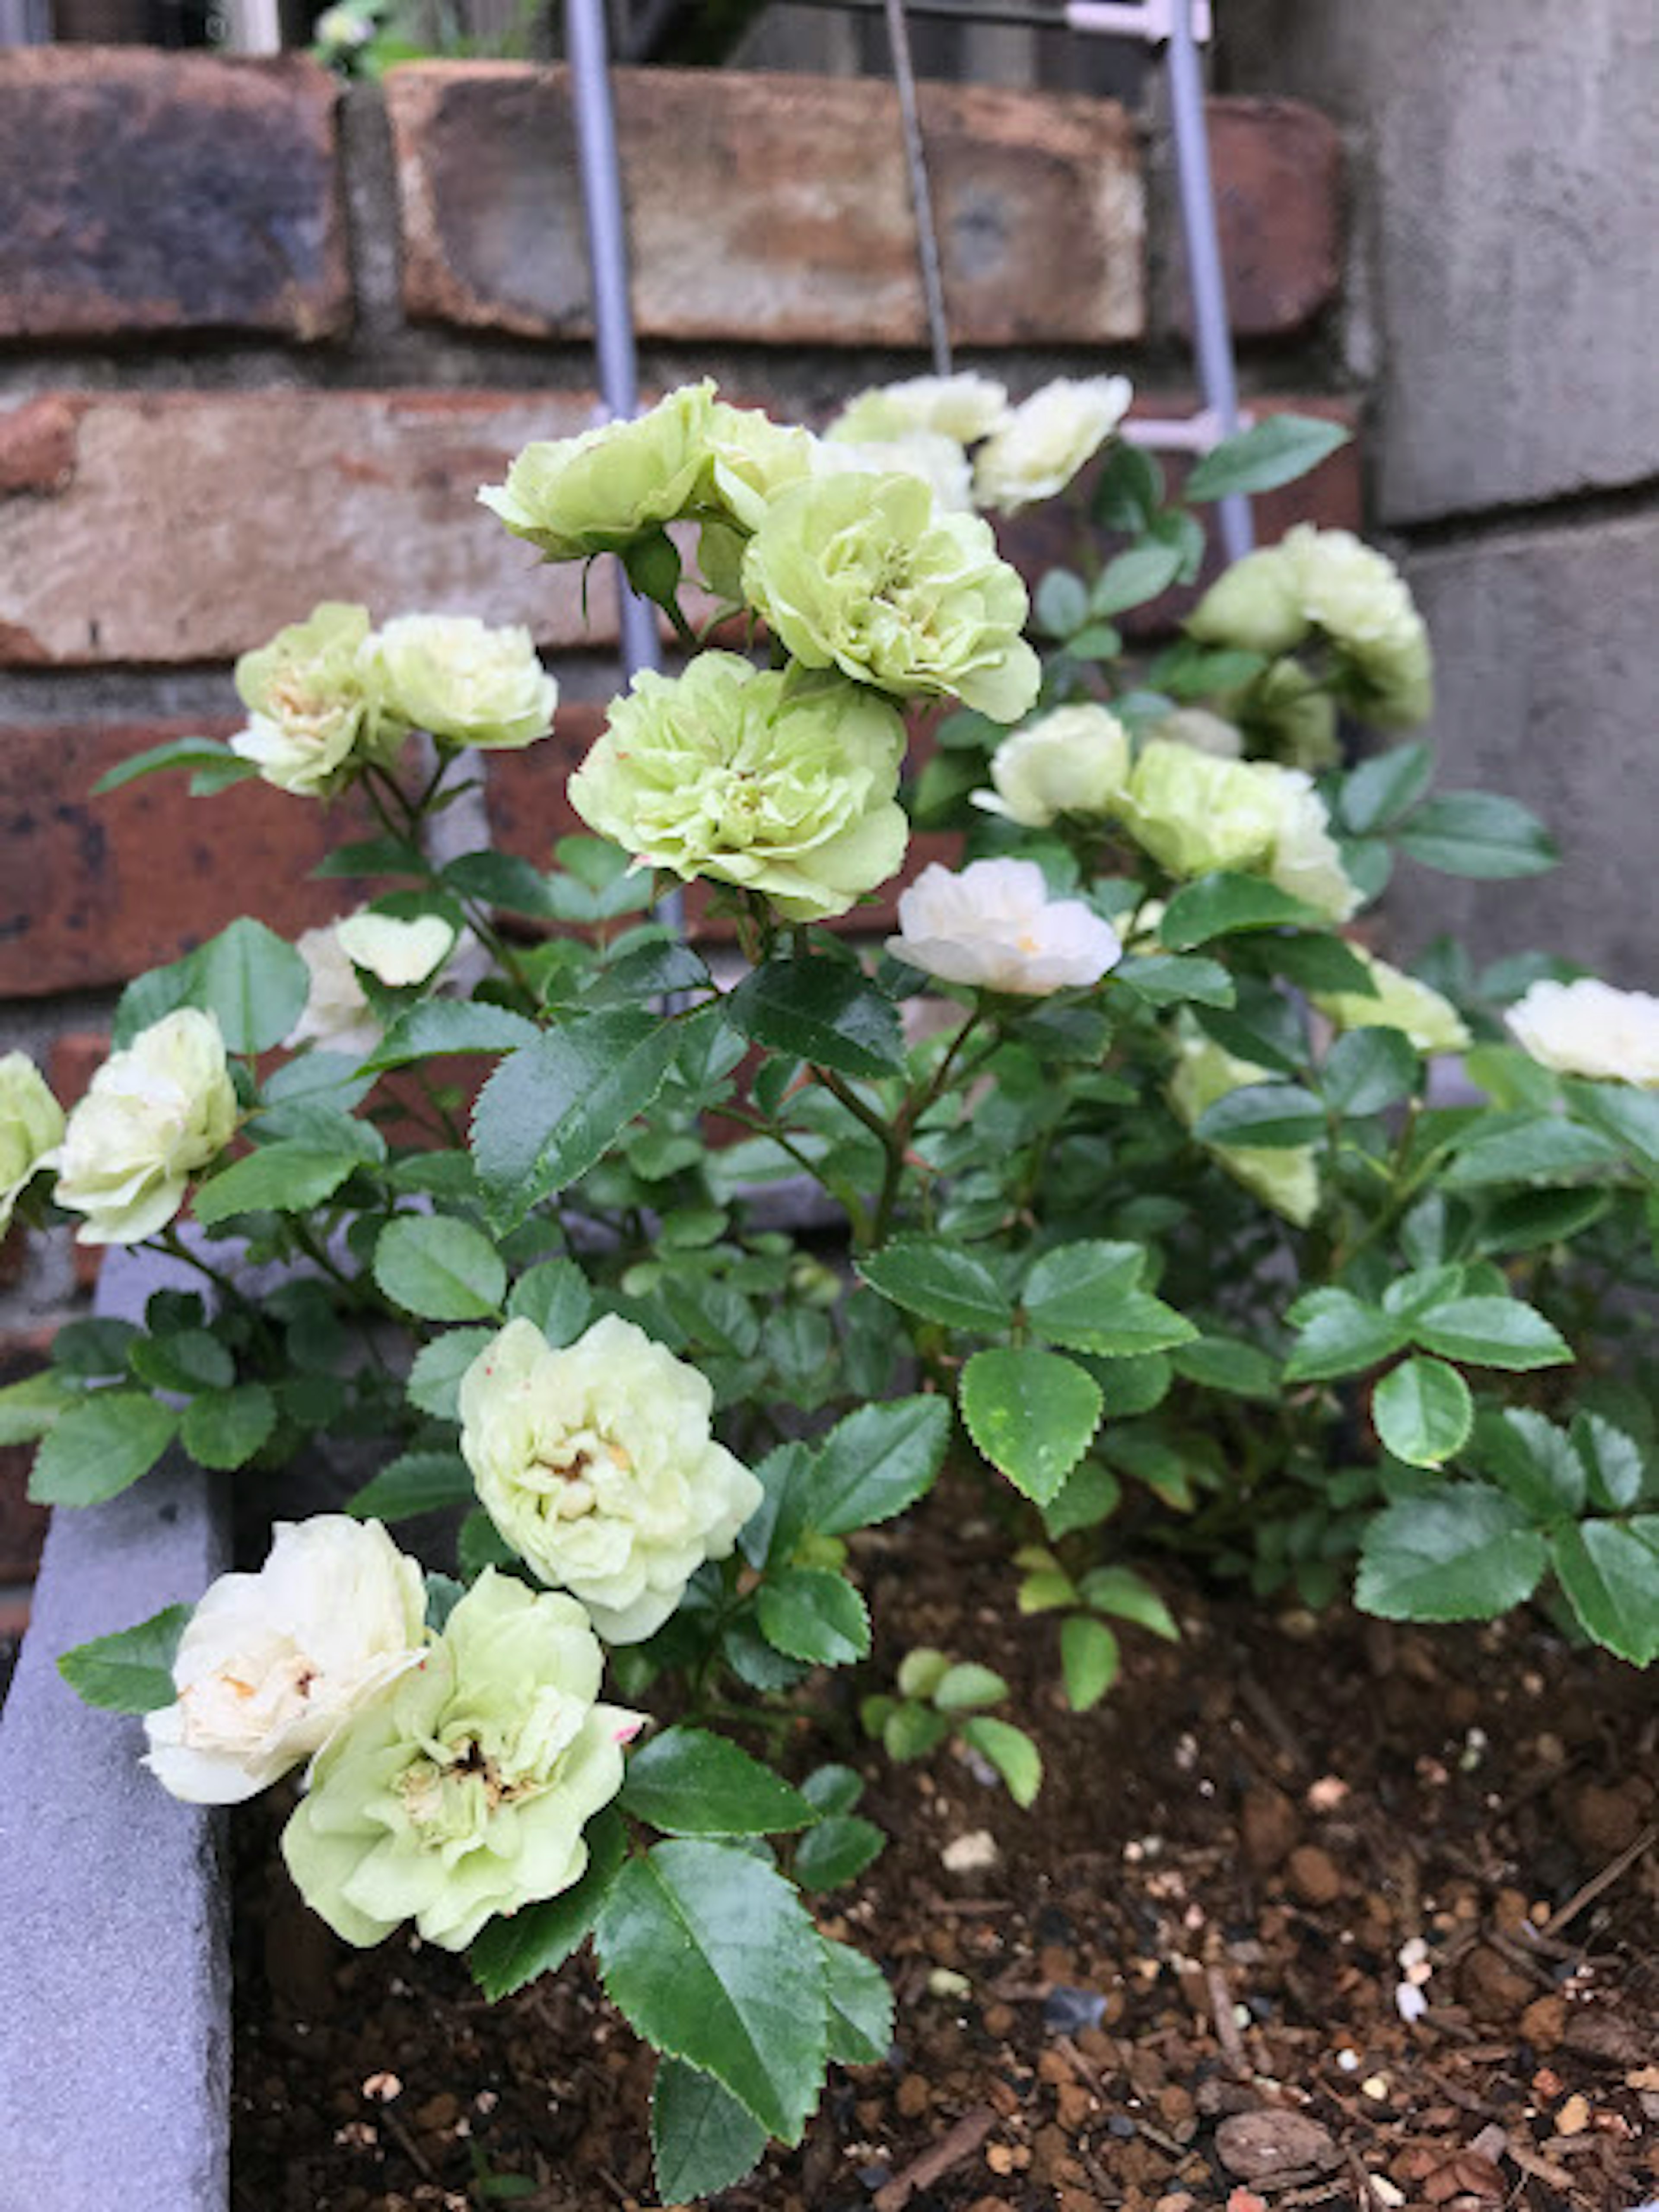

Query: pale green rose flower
[[742, 471, 1040, 722], [373, 614, 557, 750], [334, 910, 458, 987], [1153, 707, 1245, 760], [704, 397, 820, 531], [973, 704, 1131, 827], [459, 1316, 764, 1644], [283, 1570, 640, 1951], [286, 919, 379, 1058], [970, 375, 1133, 513], [231, 603, 406, 799], [828, 371, 1011, 447], [1345, 620, 1434, 730], [1282, 524, 1435, 728], [817, 428, 974, 514], [568, 654, 909, 923], [887, 858, 1123, 997], [478, 381, 716, 561], [1122, 741, 1284, 878], [1169, 1031, 1320, 1227], [1266, 767, 1361, 923], [144, 1517, 426, 1806], [0, 1054, 64, 1237], [54, 1009, 238, 1246], [1185, 544, 1309, 657], [1243, 658, 1339, 770], [1506, 978, 1659, 1089], [1313, 948, 1471, 1056]]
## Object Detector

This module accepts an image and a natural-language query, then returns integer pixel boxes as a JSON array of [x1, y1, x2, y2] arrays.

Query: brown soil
[[233, 1489, 1659, 2212]]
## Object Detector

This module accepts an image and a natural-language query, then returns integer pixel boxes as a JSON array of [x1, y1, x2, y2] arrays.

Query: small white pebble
[[361, 2072, 401, 2103], [1306, 1775, 1349, 1812], [927, 1967, 971, 1999], [1398, 1936, 1429, 1969], [941, 1829, 999, 1875], [1337, 2049, 1360, 2073], [1362, 2075, 1390, 2101], [1369, 2175, 1406, 2207], [1395, 1983, 1428, 2024]]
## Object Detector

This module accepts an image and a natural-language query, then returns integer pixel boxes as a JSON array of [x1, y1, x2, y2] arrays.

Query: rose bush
[[24, 385, 1653, 2203]]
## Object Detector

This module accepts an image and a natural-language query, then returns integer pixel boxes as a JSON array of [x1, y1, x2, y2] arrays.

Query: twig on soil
[[872, 2104, 997, 2212], [379, 2104, 437, 2182], [1346, 2152, 1387, 2212], [1205, 1960, 1250, 2078], [1239, 1675, 1312, 1775], [1540, 1823, 1658, 1939]]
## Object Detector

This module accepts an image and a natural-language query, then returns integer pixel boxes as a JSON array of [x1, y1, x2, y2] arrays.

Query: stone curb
[[0, 1248, 231, 2212]]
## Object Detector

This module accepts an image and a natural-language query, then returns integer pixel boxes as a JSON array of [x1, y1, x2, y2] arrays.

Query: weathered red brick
[[0, 721, 384, 997], [0, 391, 599, 669], [0, 1325, 56, 1585], [0, 397, 83, 497], [389, 62, 1144, 348], [0, 49, 348, 342], [1167, 100, 1344, 341]]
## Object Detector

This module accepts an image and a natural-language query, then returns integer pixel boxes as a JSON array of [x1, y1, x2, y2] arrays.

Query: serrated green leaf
[[959, 1346, 1101, 1505], [30, 1392, 179, 1505], [1471, 1409, 1585, 1520], [651, 2058, 767, 2205], [1552, 1523, 1659, 1665], [1397, 791, 1557, 879], [346, 1449, 475, 1522], [1077, 1565, 1179, 1641], [364, 1000, 539, 1072], [933, 1662, 1009, 1713], [1061, 1615, 1121, 1712], [1039, 1457, 1122, 1539], [592, 1839, 828, 2144], [1372, 1357, 1474, 1467], [505, 1259, 594, 1346], [0, 1370, 73, 1446], [1571, 1413, 1645, 1513], [1023, 1240, 1194, 1358], [194, 916, 312, 1055], [194, 1143, 363, 1226], [1161, 873, 1316, 949], [468, 1806, 626, 1999], [1115, 953, 1236, 1008], [856, 1237, 1013, 1333], [127, 1328, 235, 1395], [1338, 742, 1434, 836], [404, 1328, 493, 1420], [756, 1569, 870, 1666], [1410, 1296, 1572, 1372], [620, 1727, 818, 1838], [1185, 413, 1351, 501], [1284, 1290, 1406, 1382], [726, 960, 905, 1080], [373, 1215, 506, 1322], [1170, 1334, 1280, 1400], [1195, 1082, 1326, 1149], [470, 1015, 680, 1231], [794, 1816, 886, 1893], [803, 1396, 951, 1537], [50, 1318, 140, 1378], [1562, 1079, 1659, 1176], [57, 1603, 189, 1713], [820, 1935, 893, 2063], [1357, 1487, 1548, 1621], [960, 1715, 1043, 1807], [182, 1383, 276, 1470], [1323, 1027, 1420, 1118]]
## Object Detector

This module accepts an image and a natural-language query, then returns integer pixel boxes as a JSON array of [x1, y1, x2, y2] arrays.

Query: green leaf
[[620, 1728, 818, 1838], [959, 1715, 1043, 1808], [959, 1345, 1102, 1505], [128, 1328, 234, 1394], [1040, 1457, 1122, 1540], [1114, 954, 1236, 1008], [506, 1259, 594, 1346], [593, 1839, 828, 2144], [373, 1215, 506, 1322], [588, 939, 713, 1008], [650, 2059, 767, 2205], [1323, 1027, 1420, 1117], [1338, 743, 1434, 836], [1060, 1615, 1121, 1712], [932, 1662, 1009, 1713], [757, 1569, 870, 1666], [1563, 1079, 1659, 1176], [1184, 413, 1351, 500], [1443, 1114, 1622, 1189], [794, 1816, 886, 1893], [51, 1319, 140, 1379], [1411, 1296, 1572, 1372], [1372, 1357, 1474, 1468], [726, 960, 905, 1080], [856, 1238, 1013, 1333], [363, 1001, 539, 1072], [1284, 1291, 1406, 1382], [1357, 1487, 1548, 1621], [1170, 1334, 1280, 1400], [30, 1392, 179, 1506], [1260, 931, 1381, 997], [1090, 539, 1186, 615], [0, 1370, 72, 1446], [346, 1449, 475, 1522], [405, 1328, 494, 1420], [1023, 1241, 1194, 1358], [57, 1603, 189, 1713], [92, 734, 254, 794], [193, 1143, 363, 1226], [468, 1806, 626, 1999], [1572, 1413, 1645, 1513], [1077, 1567, 1179, 1642], [470, 1014, 680, 1232], [1093, 440, 1163, 532], [804, 1396, 951, 1537], [820, 1935, 893, 2063], [800, 1764, 864, 1817], [181, 1383, 276, 1470], [1034, 567, 1090, 637], [1397, 792, 1558, 879], [1473, 1409, 1585, 1519], [1551, 1523, 1659, 1665], [193, 916, 312, 1055], [1195, 1083, 1326, 1149], [1161, 873, 1316, 949]]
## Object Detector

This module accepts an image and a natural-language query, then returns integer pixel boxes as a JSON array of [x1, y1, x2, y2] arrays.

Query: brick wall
[[0, 47, 1357, 1618]]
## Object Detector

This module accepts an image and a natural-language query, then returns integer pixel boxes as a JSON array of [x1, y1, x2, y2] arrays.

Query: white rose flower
[[0, 1054, 64, 1237], [971, 375, 1133, 513], [286, 919, 380, 1058], [54, 1009, 238, 1246], [1313, 948, 1470, 1056], [1265, 766, 1362, 924], [887, 858, 1123, 997], [1283, 525, 1417, 653], [144, 1516, 428, 1805], [334, 910, 458, 988], [828, 371, 1011, 448], [816, 428, 974, 513], [972, 704, 1131, 827], [373, 614, 557, 751], [1506, 978, 1659, 1089], [459, 1316, 763, 1644]]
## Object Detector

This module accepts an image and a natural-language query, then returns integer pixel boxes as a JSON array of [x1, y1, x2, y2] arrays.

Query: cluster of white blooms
[[1506, 977, 1659, 1089]]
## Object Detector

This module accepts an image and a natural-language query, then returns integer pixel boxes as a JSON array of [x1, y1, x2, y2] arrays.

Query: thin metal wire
[[882, 0, 954, 375]]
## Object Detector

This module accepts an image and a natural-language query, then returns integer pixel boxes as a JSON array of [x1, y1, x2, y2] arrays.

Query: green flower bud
[[282, 1570, 640, 1951], [232, 603, 406, 799], [373, 614, 557, 750], [478, 382, 717, 562], [1313, 948, 1470, 1056], [1186, 545, 1309, 658], [0, 1054, 64, 1237], [973, 703, 1131, 828], [1169, 1031, 1320, 1226], [459, 1316, 763, 1644], [54, 1010, 238, 1246], [742, 472, 1039, 722], [568, 653, 909, 922]]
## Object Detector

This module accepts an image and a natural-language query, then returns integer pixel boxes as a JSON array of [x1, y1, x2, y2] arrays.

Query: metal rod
[[883, 0, 954, 375], [1163, 0, 1253, 558]]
